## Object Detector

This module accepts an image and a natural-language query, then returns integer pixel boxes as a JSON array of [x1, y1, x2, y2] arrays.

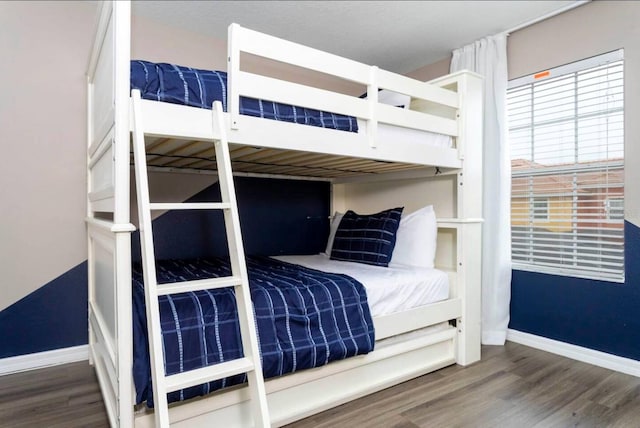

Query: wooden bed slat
[[143, 149, 431, 178], [139, 137, 434, 177]]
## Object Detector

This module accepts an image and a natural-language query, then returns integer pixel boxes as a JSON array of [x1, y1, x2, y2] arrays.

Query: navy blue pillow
[[330, 207, 404, 267]]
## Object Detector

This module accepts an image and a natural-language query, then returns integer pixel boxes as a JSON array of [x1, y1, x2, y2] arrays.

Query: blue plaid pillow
[[330, 207, 404, 267]]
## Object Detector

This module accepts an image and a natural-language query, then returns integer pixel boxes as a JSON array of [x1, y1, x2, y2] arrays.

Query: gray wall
[[0, 1, 99, 311]]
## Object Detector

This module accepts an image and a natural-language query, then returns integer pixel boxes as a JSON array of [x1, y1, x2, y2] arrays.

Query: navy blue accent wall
[[510, 220, 640, 360], [0, 262, 88, 358], [132, 176, 330, 261], [235, 177, 330, 256], [0, 177, 329, 359]]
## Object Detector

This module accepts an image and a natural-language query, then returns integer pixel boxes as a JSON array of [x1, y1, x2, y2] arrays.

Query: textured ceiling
[[133, 0, 582, 73]]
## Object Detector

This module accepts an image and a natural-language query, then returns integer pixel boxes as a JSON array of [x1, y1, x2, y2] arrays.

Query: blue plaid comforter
[[130, 60, 358, 132], [132, 256, 374, 406]]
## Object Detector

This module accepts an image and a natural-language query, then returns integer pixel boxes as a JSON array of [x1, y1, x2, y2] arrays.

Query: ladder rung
[[165, 357, 255, 393], [149, 202, 232, 211], [157, 276, 242, 296]]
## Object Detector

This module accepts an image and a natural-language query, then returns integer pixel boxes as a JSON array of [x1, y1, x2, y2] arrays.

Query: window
[[606, 198, 624, 221], [532, 198, 549, 221], [508, 50, 624, 282]]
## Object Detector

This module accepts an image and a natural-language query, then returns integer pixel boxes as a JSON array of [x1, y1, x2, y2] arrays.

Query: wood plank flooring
[[0, 360, 108, 427], [1, 342, 639, 427], [288, 343, 640, 428]]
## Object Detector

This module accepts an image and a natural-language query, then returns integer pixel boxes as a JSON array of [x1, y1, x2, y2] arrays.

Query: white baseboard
[[0, 345, 89, 376], [507, 329, 640, 378]]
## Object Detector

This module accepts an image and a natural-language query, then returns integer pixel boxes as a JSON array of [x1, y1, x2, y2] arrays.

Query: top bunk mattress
[[273, 254, 449, 317], [130, 60, 358, 132]]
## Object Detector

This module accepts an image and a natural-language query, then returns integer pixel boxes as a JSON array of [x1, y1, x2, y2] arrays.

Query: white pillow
[[378, 89, 410, 109], [389, 205, 437, 269], [324, 211, 344, 255]]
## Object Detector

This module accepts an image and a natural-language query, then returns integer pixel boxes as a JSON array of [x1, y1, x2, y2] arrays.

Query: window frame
[[508, 50, 625, 283]]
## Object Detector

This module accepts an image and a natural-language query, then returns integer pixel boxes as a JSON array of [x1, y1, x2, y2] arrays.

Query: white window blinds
[[508, 50, 624, 282]]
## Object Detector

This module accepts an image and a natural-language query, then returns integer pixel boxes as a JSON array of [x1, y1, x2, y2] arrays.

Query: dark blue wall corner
[[132, 176, 330, 261], [624, 220, 640, 284], [510, 220, 640, 360], [0, 261, 88, 359]]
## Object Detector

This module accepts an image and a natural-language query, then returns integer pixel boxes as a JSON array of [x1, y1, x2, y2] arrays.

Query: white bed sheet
[[358, 119, 454, 150], [272, 254, 449, 318]]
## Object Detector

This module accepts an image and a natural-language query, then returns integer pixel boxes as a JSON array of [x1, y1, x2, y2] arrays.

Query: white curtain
[[450, 34, 511, 345]]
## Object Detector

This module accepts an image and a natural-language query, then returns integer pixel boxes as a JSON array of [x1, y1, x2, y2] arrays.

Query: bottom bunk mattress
[[274, 254, 450, 317], [132, 256, 375, 407]]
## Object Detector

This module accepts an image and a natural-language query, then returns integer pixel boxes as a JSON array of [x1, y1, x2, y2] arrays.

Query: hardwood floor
[[0, 360, 109, 428], [1, 342, 639, 427], [288, 343, 640, 428]]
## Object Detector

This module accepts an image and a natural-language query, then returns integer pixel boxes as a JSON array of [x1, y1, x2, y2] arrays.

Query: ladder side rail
[[131, 90, 171, 427], [212, 101, 270, 427]]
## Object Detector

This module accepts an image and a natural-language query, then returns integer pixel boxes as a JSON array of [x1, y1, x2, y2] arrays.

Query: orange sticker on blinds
[[534, 71, 550, 79]]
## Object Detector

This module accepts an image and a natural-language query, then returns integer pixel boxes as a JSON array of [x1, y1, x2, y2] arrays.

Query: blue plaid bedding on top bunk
[[132, 256, 375, 406], [130, 60, 359, 132]]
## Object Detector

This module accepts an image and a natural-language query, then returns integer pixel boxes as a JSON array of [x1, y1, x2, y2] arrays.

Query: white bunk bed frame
[[86, 2, 483, 427]]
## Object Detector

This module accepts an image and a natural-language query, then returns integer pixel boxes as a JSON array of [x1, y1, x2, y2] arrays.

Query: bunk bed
[[85, 1, 484, 427]]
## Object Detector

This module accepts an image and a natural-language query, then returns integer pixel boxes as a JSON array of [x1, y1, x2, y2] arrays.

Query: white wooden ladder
[[131, 90, 270, 427]]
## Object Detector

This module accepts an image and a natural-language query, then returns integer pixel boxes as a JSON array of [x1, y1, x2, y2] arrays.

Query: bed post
[[86, 1, 134, 426], [427, 70, 483, 366], [113, 1, 134, 424], [454, 71, 483, 365], [228, 23, 241, 130]]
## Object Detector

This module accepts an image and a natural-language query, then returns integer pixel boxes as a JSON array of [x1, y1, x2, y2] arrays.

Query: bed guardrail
[[227, 23, 460, 148]]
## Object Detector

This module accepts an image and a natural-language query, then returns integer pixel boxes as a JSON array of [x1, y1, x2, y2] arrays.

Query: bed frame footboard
[[87, 219, 135, 426]]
